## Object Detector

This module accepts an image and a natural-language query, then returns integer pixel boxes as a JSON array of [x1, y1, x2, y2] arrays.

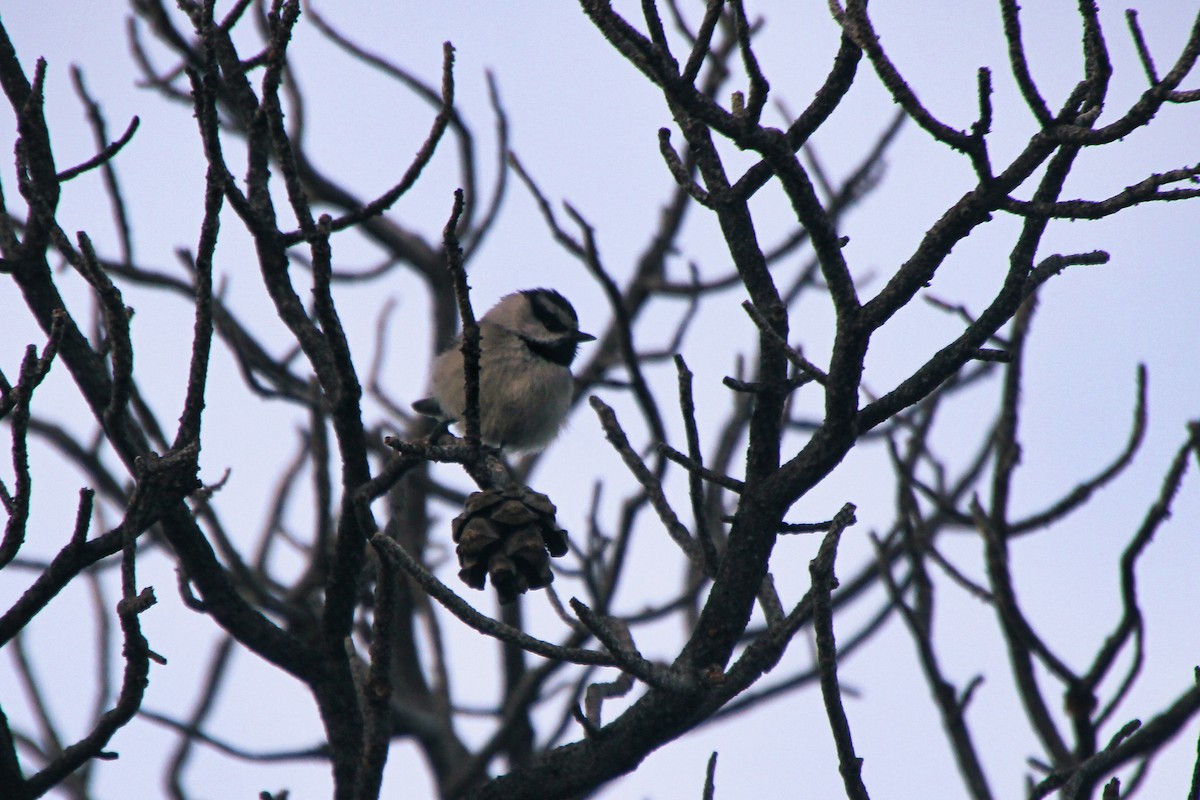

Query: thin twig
[[370, 534, 615, 667]]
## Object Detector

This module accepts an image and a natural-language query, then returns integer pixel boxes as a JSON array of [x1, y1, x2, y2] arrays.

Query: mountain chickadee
[[412, 288, 596, 451]]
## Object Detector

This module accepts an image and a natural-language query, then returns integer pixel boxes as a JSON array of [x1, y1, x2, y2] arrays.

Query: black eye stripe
[[525, 289, 578, 333]]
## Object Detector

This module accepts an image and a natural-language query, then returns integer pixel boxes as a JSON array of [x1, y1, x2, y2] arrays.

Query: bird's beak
[[575, 331, 597, 342]]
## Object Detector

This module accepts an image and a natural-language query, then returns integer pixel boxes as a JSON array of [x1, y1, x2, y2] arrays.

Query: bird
[[412, 288, 596, 451]]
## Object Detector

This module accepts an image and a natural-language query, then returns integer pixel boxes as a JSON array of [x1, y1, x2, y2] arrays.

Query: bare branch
[[371, 533, 616, 668]]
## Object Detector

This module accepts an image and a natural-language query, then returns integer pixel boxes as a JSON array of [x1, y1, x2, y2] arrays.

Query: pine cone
[[451, 486, 569, 604]]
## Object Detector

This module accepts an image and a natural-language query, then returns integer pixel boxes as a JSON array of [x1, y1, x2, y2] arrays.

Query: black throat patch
[[521, 335, 580, 367]]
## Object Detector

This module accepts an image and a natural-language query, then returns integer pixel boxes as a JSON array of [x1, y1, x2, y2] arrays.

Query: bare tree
[[2, 2, 1199, 799]]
